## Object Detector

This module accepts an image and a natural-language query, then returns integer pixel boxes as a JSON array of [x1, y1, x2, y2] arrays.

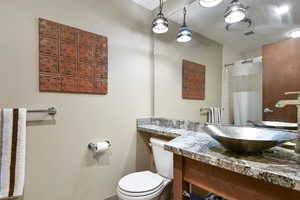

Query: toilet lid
[[118, 171, 164, 193]]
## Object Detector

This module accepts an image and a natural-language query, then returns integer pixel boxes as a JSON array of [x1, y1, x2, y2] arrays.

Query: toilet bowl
[[117, 171, 171, 200], [117, 138, 173, 200]]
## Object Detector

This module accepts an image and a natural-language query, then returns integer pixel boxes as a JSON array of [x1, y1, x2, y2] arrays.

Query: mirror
[[153, 0, 300, 127]]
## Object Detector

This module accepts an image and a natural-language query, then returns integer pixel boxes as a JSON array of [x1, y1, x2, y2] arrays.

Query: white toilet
[[117, 138, 173, 200]]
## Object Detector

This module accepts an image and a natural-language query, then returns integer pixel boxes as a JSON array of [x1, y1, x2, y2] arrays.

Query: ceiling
[[132, 0, 160, 11], [132, 0, 300, 53]]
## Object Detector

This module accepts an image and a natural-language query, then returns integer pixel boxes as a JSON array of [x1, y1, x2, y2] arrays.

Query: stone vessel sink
[[248, 120, 297, 129], [203, 124, 299, 153]]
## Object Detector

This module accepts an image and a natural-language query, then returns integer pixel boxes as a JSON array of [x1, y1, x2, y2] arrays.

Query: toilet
[[117, 138, 173, 200]]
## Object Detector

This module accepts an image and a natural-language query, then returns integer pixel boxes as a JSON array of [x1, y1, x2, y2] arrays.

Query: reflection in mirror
[[153, 14, 222, 122], [152, 0, 300, 128]]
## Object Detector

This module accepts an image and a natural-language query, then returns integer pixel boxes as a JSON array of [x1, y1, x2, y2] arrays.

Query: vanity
[[137, 118, 300, 200]]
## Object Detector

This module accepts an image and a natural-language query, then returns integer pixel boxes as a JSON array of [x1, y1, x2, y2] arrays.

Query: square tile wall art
[[39, 18, 108, 94], [182, 59, 205, 100]]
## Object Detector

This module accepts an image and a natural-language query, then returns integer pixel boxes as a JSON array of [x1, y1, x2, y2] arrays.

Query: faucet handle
[[285, 91, 300, 95], [285, 91, 300, 100], [264, 108, 274, 113]]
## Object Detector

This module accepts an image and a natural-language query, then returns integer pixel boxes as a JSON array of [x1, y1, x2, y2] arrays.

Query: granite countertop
[[137, 118, 300, 191]]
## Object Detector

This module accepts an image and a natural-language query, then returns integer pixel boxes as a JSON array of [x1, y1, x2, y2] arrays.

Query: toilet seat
[[117, 171, 170, 200], [119, 171, 164, 193]]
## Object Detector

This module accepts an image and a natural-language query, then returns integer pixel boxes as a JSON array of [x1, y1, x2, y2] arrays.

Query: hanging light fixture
[[224, 0, 247, 24], [152, 0, 168, 34], [199, 0, 223, 8], [225, 18, 252, 32], [177, 7, 192, 43]]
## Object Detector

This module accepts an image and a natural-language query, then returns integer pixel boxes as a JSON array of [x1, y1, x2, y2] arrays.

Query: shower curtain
[[228, 57, 262, 126]]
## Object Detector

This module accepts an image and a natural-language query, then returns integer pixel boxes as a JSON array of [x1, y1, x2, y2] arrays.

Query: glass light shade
[[225, 10, 246, 23], [152, 13, 168, 34], [289, 30, 300, 38], [199, 0, 223, 8], [224, 1, 246, 24], [225, 18, 251, 32], [177, 26, 192, 43]]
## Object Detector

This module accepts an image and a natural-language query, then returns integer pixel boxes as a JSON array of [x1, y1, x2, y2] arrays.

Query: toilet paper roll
[[93, 141, 111, 153]]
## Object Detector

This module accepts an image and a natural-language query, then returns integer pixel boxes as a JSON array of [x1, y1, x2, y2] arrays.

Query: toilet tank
[[150, 138, 173, 179]]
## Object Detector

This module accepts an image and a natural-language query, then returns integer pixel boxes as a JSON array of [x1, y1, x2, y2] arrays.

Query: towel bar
[[200, 107, 224, 113], [200, 108, 210, 113], [0, 195, 22, 199], [27, 107, 57, 116]]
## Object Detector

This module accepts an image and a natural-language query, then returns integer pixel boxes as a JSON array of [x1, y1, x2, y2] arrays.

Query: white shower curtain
[[229, 57, 262, 126]]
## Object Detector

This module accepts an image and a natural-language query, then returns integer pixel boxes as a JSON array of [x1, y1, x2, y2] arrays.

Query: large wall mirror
[[153, 0, 300, 127]]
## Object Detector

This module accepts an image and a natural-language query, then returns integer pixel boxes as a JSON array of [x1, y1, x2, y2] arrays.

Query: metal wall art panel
[[39, 18, 108, 94], [182, 59, 205, 100]]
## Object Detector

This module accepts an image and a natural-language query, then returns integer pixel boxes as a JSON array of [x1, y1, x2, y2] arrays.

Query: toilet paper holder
[[88, 140, 112, 151]]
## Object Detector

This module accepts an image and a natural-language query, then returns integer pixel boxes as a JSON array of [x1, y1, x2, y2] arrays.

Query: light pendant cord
[[183, 7, 187, 26], [159, 0, 163, 14]]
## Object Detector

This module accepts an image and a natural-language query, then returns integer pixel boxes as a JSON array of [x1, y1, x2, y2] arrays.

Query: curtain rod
[[224, 59, 254, 68]]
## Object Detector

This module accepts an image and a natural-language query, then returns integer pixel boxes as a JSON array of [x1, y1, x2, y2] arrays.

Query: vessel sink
[[248, 120, 297, 129], [203, 124, 299, 153]]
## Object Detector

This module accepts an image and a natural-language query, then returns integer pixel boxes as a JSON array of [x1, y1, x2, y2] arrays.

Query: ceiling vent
[[244, 31, 255, 36]]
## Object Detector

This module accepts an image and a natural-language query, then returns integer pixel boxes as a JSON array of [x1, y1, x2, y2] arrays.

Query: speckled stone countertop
[[137, 118, 300, 191]]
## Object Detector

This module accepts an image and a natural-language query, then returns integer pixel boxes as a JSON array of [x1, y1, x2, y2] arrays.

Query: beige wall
[[240, 48, 262, 60], [0, 0, 153, 199], [154, 21, 223, 122]]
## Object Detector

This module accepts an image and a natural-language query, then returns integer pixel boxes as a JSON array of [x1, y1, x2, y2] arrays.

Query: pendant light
[[177, 7, 192, 43], [152, 0, 168, 34], [199, 0, 223, 8], [225, 18, 252, 32], [224, 0, 247, 24]]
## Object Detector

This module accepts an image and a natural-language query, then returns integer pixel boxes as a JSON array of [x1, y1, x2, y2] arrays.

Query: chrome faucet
[[275, 91, 300, 153]]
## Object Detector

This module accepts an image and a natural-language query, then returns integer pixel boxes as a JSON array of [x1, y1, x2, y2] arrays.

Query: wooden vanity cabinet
[[173, 155, 300, 200]]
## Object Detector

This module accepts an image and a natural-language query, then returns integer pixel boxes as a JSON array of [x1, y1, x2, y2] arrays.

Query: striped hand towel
[[208, 107, 214, 123], [0, 108, 27, 199], [208, 107, 222, 124]]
